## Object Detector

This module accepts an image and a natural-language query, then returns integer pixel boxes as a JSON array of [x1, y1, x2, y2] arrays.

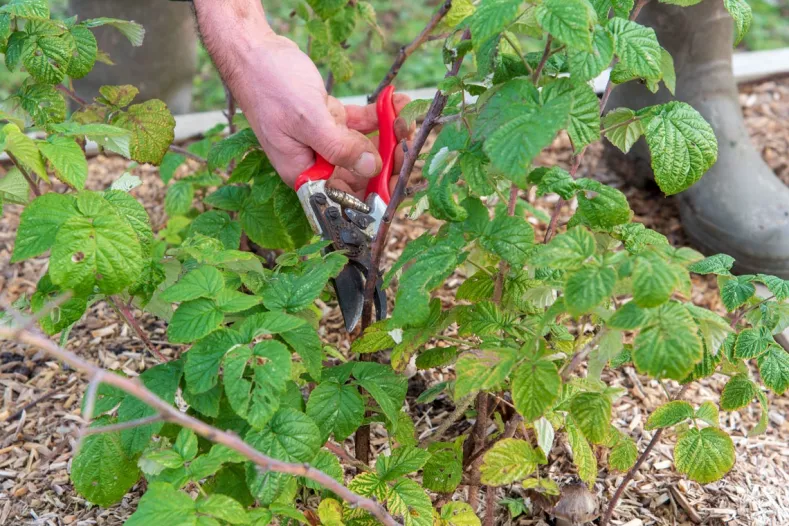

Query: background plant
[[2, 0, 788, 525]]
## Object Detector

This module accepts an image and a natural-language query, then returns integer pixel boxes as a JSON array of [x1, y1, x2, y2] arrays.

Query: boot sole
[[681, 204, 789, 279]]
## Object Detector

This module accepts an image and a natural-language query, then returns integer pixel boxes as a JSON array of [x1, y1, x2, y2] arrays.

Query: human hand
[[236, 34, 414, 195]]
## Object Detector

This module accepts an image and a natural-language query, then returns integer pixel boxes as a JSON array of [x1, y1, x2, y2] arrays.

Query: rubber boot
[[605, 0, 789, 277], [70, 0, 198, 115]]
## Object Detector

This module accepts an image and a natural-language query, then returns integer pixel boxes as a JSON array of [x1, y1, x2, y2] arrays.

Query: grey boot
[[70, 0, 198, 115], [605, 0, 789, 277]]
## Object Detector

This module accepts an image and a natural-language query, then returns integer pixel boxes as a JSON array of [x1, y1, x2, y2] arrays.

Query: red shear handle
[[293, 85, 398, 205]]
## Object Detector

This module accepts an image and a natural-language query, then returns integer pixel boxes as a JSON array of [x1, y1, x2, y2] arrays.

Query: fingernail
[[354, 152, 377, 177]]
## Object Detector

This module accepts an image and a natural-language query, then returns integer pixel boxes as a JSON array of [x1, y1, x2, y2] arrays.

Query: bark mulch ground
[[2, 77, 789, 526]]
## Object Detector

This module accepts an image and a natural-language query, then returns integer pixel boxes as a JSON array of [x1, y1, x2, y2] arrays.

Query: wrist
[[193, 0, 276, 54]]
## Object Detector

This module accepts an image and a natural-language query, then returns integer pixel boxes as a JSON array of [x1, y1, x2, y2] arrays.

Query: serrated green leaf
[[184, 328, 244, 394], [734, 326, 773, 359], [480, 213, 535, 266], [633, 302, 703, 380], [608, 301, 652, 330], [645, 400, 694, 429], [469, 0, 521, 48], [641, 102, 717, 195], [11, 192, 77, 262], [533, 226, 595, 269], [239, 181, 311, 250], [720, 373, 756, 411], [757, 346, 789, 395], [71, 417, 139, 506], [534, 166, 577, 200], [1, 0, 49, 19], [688, 253, 735, 275], [695, 401, 720, 427], [720, 275, 756, 311], [602, 107, 644, 154], [573, 177, 632, 229], [208, 128, 258, 171], [302, 449, 343, 492], [609, 434, 637, 471], [566, 418, 597, 487], [567, 26, 614, 82], [124, 482, 195, 526], [82, 18, 145, 46], [608, 17, 661, 79], [632, 251, 678, 308], [723, 0, 752, 46], [564, 264, 616, 316], [376, 446, 431, 481], [37, 135, 87, 190], [15, 82, 67, 127], [569, 392, 612, 443], [0, 168, 29, 206], [306, 380, 364, 442], [2, 123, 48, 181], [245, 408, 321, 505], [24, 30, 74, 85], [161, 266, 224, 303], [262, 270, 333, 313], [167, 298, 224, 343], [454, 348, 518, 399], [64, 24, 97, 79], [423, 442, 463, 493], [388, 478, 433, 526], [511, 359, 561, 422], [196, 494, 249, 525], [52, 122, 132, 158], [480, 438, 541, 486], [111, 99, 175, 165], [674, 427, 735, 484], [537, 0, 596, 50], [353, 362, 407, 429]]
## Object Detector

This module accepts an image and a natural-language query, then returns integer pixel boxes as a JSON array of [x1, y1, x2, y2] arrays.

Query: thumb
[[307, 118, 382, 179]]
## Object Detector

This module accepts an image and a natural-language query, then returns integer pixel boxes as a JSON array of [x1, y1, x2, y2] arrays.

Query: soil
[[2, 76, 789, 526]]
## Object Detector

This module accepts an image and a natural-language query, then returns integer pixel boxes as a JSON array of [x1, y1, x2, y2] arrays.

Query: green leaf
[[208, 129, 258, 171], [111, 99, 176, 165], [82, 18, 145, 46], [758, 346, 789, 395], [750, 390, 769, 437], [2, 123, 48, 181], [167, 298, 224, 343], [306, 380, 365, 442], [641, 102, 718, 195], [685, 304, 732, 357], [573, 178, 632, 229], [608, 301, 652, 330], [734, 326, 773, 359], [1, 0, 49, 19], [720, 275, 756, 311], [609, 435, 637, 471], [536, 0, 596, 50], [566, 82, 601, 152], [423, 442, 463, 493], [97, 85, 139, 107], [439, 502, 480, 526], [533, 166, 577, 200], [50, 209, 143, 294], [302, 450, 343, 492], [11, 192, 77, 262], [15, 82, 66, 127], [24, 30, 74, 85], [564, 264, 616, 316], [184, 328, 244, 394], [165, 181, 194, 216], [33, 136, 83, 190], [632, 251, 678, 308], [205, 185, 251, 212], [567, 26, 614, 82], [398, 99, 432, 127], [469, 0, 521, 48], [124, 482, 195, 526], [387, 478, 433, 526], [511, 359, 561, 422], [64, 24, 97, 79], [161, 266, 224, 303], [71, 417, 140, 506], [215, 289, 259, 313], [103, 190, 153, 257], [674, 428, 735, 484], [695, 401, 720, 427], [454, 348, 518, 399], [688, 253, 735, 276], [480, 213, 535, 267], [633, 302, 703, 380], [224, 341, 291, 429], [532, 226, 595, 269], [245, 408, 321, 505], [608, 17, 662, 79], [756, 274, 789, 301], [720, 373, 756, 411], [569, 392, 612, 443], [239, 182, 311, 250], [603, 108, 644, 154], [376, 446, 431, 481], [52, 122, 132, 158], [196, 494, 249, 525], [353, 362, 407, 429], [645, 400, 694, 430], [262, 271, 333, 313], [480, 439, 541, 486], [352, 321, 395, 355], [723, 0, 752, 46], [566, 418, 597, 487]]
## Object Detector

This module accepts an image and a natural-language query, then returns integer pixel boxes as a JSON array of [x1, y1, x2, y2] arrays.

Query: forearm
[[192, 0, 275, 87]]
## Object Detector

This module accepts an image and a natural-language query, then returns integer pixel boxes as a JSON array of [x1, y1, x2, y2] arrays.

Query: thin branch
[[325, 71, 336, 96], [492, 184, 519, 302], [361, 29, 471, 330], [6, 152, 41, 197], [325, 441, 371, 472], [169, 144, 208, 165], [56, 84, 88, 107], [368, 0, 453, 103], [109, 296, 168, 363], [224, 83, 237, 135], [484, 486, 496, 526], [83, 415, 164, 435], [559, 330, 604, 382], [502, 33, 533, 77], [532, 35, 553, 83], [0, 325, 402, 526], [419, 394, 475, 448], [600, 383, 689, 526]]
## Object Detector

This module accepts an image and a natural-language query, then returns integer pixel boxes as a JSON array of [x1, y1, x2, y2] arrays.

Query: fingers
[[307, 114, 382, 179], [344, 93, 412, 134]]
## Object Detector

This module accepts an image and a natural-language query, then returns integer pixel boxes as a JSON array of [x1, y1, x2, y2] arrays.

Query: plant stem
[[109, 296, 168, 363], [367, 0, 453, 103], [532, 35, 553, 83], [224, 82, 237, 135], [82, 415, 164, 435], [559, 330, 604, 382], [0, 325, 402, 526], [600, 383, 689, 526], [325, 441, 371, 472], [502, 32, 533, 76], [56, 84, 88, 107], [419, 394, 475, 447], [7, 152, 41, 197], [169, 144, 208, 165]]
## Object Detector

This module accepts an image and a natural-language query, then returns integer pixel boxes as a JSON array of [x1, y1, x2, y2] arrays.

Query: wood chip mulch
[[2, 77, 789, 526]]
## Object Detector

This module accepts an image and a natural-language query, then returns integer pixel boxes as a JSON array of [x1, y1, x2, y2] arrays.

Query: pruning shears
[[295, 85, 398, 332]]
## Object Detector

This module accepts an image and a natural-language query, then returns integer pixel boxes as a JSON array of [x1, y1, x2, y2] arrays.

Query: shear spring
[[325, 187, 371, 214]]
